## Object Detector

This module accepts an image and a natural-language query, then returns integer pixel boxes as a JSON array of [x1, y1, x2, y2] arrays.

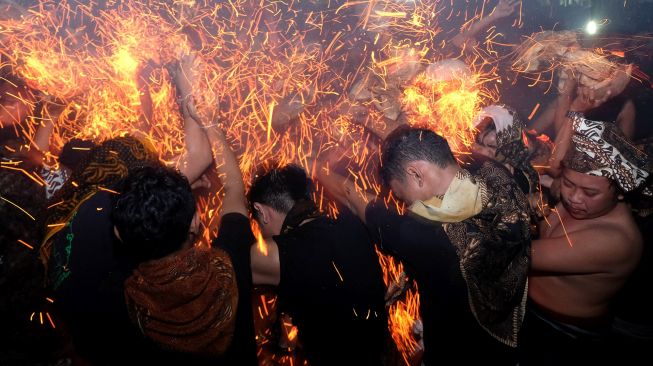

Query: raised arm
[[27, 100, 65, 167], [312, 157, 375, 222], [452, 0, 518, 50], [174, 55, 247, 216], [173, 54, 213, 184], [204, 126, 248, 217]]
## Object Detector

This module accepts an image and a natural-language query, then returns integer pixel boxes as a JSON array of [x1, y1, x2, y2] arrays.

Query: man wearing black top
[[247, 164, 388, 366], [315, 126, 531, 365]]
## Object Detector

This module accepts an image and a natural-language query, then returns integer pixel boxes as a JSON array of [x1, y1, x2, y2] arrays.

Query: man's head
[[472, 117, 498, 159], [248, 164, 312, 238], [112, 165, 198, 262], [560, 166, 620, 220], [380, 126, 457, 205]]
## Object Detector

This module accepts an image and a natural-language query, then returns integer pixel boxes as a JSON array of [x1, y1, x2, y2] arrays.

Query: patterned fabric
[[565, 112, 649, 192], [412, 161, 531, 347], [474, 104, 541, 195], [40, 165, 69, 199], [40, 136, 157, 268], [124, 247, 238, 357]]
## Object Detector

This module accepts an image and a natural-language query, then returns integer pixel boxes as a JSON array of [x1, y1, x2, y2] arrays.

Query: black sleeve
[[364, 200, 405, 254], [211, 213, 258, 366]]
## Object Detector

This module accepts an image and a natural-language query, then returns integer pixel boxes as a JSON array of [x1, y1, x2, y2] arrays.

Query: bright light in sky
[[586, 20, 598, 35]]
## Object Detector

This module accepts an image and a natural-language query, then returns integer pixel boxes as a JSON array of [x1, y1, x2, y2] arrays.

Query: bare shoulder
[[580, 208, 643, 257]]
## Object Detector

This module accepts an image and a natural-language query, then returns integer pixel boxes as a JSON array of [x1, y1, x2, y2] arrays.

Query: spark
[[331, 261, 344, 282], [17, 239, 35, 250], [0, 194, 36, 220], [552, 208, 574, 247], [527, 102, 541, 120]]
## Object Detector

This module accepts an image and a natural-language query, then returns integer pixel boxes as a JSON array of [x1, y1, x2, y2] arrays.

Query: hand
[[492, 0, 518, 19], [570, 86, 611, 112], [590, 64, 632, 99], [191, 174, 212, 190], [173, 53, 199, 99], [558, 68, 578, 96]]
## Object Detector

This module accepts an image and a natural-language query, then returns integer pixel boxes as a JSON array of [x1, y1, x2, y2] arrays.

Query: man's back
[[273, 211, 388, 366]]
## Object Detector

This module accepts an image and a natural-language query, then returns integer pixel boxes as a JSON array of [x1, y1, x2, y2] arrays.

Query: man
[[112, 165, 238, 361], [521, 113, 646, 365], [40, 55, 243, 365], [315, 126, 531, 365], [248, 164, 388, 366]]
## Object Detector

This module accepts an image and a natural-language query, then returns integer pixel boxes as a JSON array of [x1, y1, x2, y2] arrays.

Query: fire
[[401, 70, 492, 152], [0, 1, 522, 363], [251, 220, 268, 257], [377, 249, 421, 364]]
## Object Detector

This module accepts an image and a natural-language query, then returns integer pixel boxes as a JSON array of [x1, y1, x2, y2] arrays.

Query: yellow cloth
[[408, 170, 485, 223]]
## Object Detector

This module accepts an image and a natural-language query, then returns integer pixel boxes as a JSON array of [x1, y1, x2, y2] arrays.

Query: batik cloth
[[40, 136, 158, 268], [564, 111, 649, 193], [409, 162, 531, 347], [474, 104, 542, 195], [124, 247, 238, 357]]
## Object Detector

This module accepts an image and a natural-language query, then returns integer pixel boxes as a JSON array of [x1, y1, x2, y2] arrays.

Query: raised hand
[[492, 0, 519, 19]]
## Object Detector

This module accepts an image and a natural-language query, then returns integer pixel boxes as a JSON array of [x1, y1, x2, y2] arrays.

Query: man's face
[[389, 174, 425, 206], [472, 128, 497, 160], [560, 168, 618, 219]]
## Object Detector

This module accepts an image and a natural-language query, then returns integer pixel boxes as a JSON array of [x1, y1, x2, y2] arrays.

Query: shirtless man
[[520, 113, 648, 365]]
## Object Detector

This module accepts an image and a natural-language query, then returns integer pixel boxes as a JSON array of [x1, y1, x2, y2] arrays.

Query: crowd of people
[[2, 1, 653, 366]]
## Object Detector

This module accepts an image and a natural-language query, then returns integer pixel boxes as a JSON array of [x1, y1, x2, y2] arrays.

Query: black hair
[[380, 126, 456, 186], [59, 138, 96, 172], [112, 164, 196, 262], [248, 164, 312, 217]]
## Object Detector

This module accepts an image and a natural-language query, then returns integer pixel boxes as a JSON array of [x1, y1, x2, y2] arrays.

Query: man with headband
[[519, 112, 647, 365]]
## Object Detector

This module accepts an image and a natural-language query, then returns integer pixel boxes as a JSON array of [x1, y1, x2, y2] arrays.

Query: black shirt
[[211, 213, 259, 366], [365, 202, 516, 366], [273, 209, 388, 366], [50, 196, 259, 365], [50, 191, 166, 365]]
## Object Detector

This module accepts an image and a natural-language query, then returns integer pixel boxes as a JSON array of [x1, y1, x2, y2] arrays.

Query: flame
[[251, 220, 268, 257], [377, 249, 421, 364], [0, 1, 529, 363], [401, 72, 488, 152]]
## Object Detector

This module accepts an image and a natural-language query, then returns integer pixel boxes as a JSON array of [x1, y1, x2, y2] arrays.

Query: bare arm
[[531, 225, 636, 275], [250, 239, 280, 285], [312, 160, 375, 222], [173, 55, 213, 184], [452, 0, 518, 49], [204, 126, 248, 217], [529, 99, 557, 136], [616, 99, 636, 139], [28, 101, 65, 167]]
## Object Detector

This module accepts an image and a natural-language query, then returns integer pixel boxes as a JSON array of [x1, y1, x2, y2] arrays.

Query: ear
[[113, 226, 122, 242], [405, 164, 423, 187], [253, 202, 270, 224]]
